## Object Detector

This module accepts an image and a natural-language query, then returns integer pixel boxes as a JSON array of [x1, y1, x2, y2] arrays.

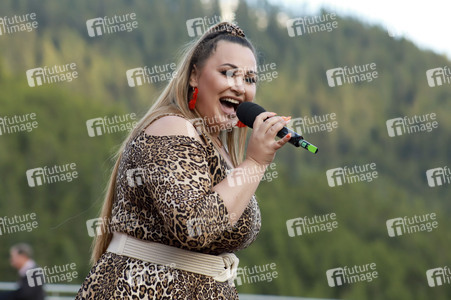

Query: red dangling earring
[[236, 121, 247, 128], [189, 87, 198, 110]]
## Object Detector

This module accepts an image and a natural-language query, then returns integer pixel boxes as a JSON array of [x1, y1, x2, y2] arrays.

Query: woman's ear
[[189, 64, 199, 87]]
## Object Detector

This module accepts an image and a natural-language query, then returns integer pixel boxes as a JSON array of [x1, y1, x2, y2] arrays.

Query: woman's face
[[190, 40, 257, 135]]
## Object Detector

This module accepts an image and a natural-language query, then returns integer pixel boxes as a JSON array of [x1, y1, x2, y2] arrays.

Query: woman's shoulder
[[144, 115, 194, 136], [138, 114, 209, 148]]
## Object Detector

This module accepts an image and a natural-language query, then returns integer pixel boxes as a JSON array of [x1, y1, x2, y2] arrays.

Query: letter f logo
[[326, 68, 344, 87], [126, 68, 145, 87], [26, 268, 45, 287], [326, 268, 345, 287], [426, 68, 444, 87], [26, 68, 44, 87], [426, 268, 445, 287], [286, 18, 304, 37], [186, 18, 204, 37], [286, 218, 304, 237], [426, 168, 445, 187], [86, 118, 105, 137], [26, 168, 45, 187], [386, 118, 404, 137], [386, 218, 404, 237], [0, 18, 5, 35], [86, 18, 104, 37], [326, 168, 344, 187]]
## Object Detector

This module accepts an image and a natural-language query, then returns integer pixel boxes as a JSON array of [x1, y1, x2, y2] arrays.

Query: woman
[[76, 22, 291, 299]]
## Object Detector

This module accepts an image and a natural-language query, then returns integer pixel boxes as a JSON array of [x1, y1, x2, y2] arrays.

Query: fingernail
[[286, 133, 291, 139]]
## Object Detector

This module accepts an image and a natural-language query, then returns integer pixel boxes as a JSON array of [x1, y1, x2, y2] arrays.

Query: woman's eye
[[220, 69, 256, 84], [245, 76, 257, 84], [221, 69, 239, 78]]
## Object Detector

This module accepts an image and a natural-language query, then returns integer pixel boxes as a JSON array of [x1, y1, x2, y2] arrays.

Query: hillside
[[0, 0, 450, 299]]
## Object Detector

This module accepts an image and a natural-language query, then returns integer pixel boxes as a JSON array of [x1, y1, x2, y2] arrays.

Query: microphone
[[236, 102, 318, 154]]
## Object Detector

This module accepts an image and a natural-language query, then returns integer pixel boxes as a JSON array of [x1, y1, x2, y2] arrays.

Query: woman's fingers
[[274, 133, 291, 150], [266, 117, 287, 136], [252, 112, 276, 129], [246, 112, 291, 165], [253, 113, 288, 137]]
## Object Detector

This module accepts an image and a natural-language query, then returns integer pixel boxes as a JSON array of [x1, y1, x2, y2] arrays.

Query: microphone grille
[[236, 102, 266, 128]]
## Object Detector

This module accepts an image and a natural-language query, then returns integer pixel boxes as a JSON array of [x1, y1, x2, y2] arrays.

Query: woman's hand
[[213, 112, 291, 223], [245, 112, 291, 166]]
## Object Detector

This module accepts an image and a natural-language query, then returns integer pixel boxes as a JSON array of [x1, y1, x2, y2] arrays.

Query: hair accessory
[[207, 22, 245, 38], [189, 87, 198, 110]]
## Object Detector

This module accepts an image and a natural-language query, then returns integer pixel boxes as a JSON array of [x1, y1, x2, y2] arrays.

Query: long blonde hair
[[91, 22, 256, 263]]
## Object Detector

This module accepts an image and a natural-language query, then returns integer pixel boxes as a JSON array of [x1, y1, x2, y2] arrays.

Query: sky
[[269, 0, 451, 60]]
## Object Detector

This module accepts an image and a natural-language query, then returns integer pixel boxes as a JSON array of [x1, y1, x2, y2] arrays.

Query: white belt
[[107, 232, 239, 283]]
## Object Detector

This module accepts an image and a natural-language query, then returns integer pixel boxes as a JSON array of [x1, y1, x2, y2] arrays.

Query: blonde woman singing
[[76, 22, 291, 299]]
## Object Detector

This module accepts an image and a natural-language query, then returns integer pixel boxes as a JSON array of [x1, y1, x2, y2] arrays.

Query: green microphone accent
[[307, 144, 318, 154]]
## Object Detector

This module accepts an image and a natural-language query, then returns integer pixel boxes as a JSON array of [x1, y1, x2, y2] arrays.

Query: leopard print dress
[[76, 116, 261, 299]]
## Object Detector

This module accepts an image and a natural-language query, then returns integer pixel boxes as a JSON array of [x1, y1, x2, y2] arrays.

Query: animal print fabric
[[76, 115, 261, 299]]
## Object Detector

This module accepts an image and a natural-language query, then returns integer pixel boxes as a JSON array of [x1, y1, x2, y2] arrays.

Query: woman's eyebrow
[[219, 63, 257, 74], [219, 63, 238, 68]]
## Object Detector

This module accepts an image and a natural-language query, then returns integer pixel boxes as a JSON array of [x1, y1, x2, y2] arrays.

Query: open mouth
[[219, 97, 240, 115]]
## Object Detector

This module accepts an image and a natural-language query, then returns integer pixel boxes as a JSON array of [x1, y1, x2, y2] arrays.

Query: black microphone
[[236, 102, 318, 154]]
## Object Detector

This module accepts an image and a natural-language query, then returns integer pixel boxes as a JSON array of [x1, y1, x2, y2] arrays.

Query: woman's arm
[[212, 112, 291, 224], [146, 113, 290, 225]]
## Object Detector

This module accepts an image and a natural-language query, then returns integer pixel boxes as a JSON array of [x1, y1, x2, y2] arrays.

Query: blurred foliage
[[0, 0, 450, 299]]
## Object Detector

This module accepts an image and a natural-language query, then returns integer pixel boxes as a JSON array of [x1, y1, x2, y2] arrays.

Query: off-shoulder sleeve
[[143, 135, 232, 250]]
